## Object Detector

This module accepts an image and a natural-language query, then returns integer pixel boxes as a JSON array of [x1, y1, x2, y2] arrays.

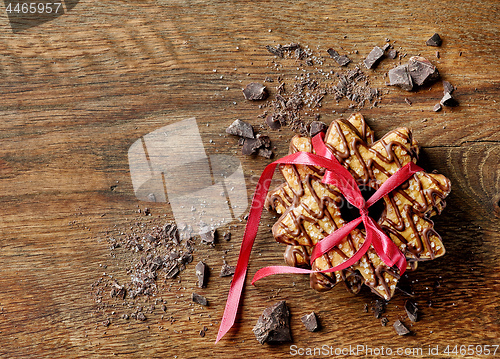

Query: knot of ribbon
[[215, 133, 423, 343]]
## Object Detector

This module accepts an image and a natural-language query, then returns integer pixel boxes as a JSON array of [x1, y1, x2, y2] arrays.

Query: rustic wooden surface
[[0, 1, 499, 358]]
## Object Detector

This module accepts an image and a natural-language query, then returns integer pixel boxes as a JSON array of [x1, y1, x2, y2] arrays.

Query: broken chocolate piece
[[257, 148, 273, 159], [433, 103, 442, 112], [192, 293, 208, 306], [195, 261, 209, 288], [243, 82, 268, 101], [257, 134, 271, 148], [388, 65, 413, 91], [226, 119, 255, 139], [393, 320, 411, 336], [266, 114, 281, 130], [253, 301, 292, 344], [242, 138, 262, 155], [426, 33, 442, 47], [408, 56, 440, 87], [387, 49, 398, 59], [309, 121, 328, 137], [301, 312, 319, 332], [220, 261, 236, 277], [440, 92, 458, 107], [443, 80, 454, 95], [200, 229, 216, 244], [327, 48, 351, 66], [373, 299, 386, 319], [405, 300, 419, 322], [364, 46, 384, 69]]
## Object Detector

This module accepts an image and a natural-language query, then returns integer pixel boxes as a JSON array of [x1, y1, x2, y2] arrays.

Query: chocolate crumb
[[253, 301, 291, 344], [442, 80, 454, 95], [393, 319, 411, 336], [195, 261, 209, 288], [404, 98, 412, 106], [373, 299, 386, 319], [301, 312, 319, 332], [388, 65, 413, 91], [200, 229, 216, 244], [137, 312, 147, 321], [266, 44, 284, 58], [257, 148, 273, 159], [381, 317, 389, 326], [327, 48, 351, 66], [220, 261, 236, 277], [223, 232, 231, 241], [266, 114, 281, 130], [405, 300, 419, 322], [433, 103, 442, 112], [199, 329, 206, 337], [226, 119, 255, 139], [440, 92, 458, 107], [309, 121, 328, 137], [243, 82, 268, 101], [426, 33, 442, 47], [364, 46, 385, 69], [192, 293, 208, 306], [387, 49, 398, 59]]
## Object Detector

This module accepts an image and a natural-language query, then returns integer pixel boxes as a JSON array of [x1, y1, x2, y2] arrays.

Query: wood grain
[[0, 0, 499, 358]]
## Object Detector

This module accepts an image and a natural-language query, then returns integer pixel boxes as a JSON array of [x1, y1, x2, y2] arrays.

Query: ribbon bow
[[215, 133, 423, 343]]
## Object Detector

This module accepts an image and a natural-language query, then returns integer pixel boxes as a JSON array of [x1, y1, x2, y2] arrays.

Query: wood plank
[[0, 0, 498, 357]]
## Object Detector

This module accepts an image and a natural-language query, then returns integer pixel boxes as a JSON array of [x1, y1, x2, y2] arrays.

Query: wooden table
[[0, 1, 498, 358]]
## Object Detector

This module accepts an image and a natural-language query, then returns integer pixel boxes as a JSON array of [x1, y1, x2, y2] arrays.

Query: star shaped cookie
[[265, 113, 451, 300]]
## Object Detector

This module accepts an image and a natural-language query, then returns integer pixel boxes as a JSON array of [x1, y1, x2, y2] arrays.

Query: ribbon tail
[[251, 266, 314, 285]]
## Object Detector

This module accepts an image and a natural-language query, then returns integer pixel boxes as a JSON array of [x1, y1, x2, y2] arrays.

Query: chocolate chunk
[[253, 301, 292, 344], [364, 46, 385, 69], [226, 119, 255, 139], [301, 312, 319, 332], [373, 299, 386, 319], [405, 300, 419, 322], [388, 65, 413, 91], [200, 229, 216, 244], [387, 49, 398, 59], [408, 56, 440, 87], [381, 317, 389, 326], [195, 261, 209, 288], [192, 293, 208, 306], [327, 48, 351, 66], [220, 261, 236, 277], [440, 92, 458, 107], [242, 138, 261, 155], [257, 148, 273, 159], [443, 80, 454, 95], [426, 33, 442, 47], [243, 82, 268, 101], [433, 103, 442, 112], [266, 114, 281, 130], [393, 320, 411, 336], [309, 121, 328, 137], [223, 232, 231, 241]]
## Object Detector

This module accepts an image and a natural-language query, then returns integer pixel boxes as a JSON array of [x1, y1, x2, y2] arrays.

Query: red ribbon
[[215, 133, 423, 343]]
